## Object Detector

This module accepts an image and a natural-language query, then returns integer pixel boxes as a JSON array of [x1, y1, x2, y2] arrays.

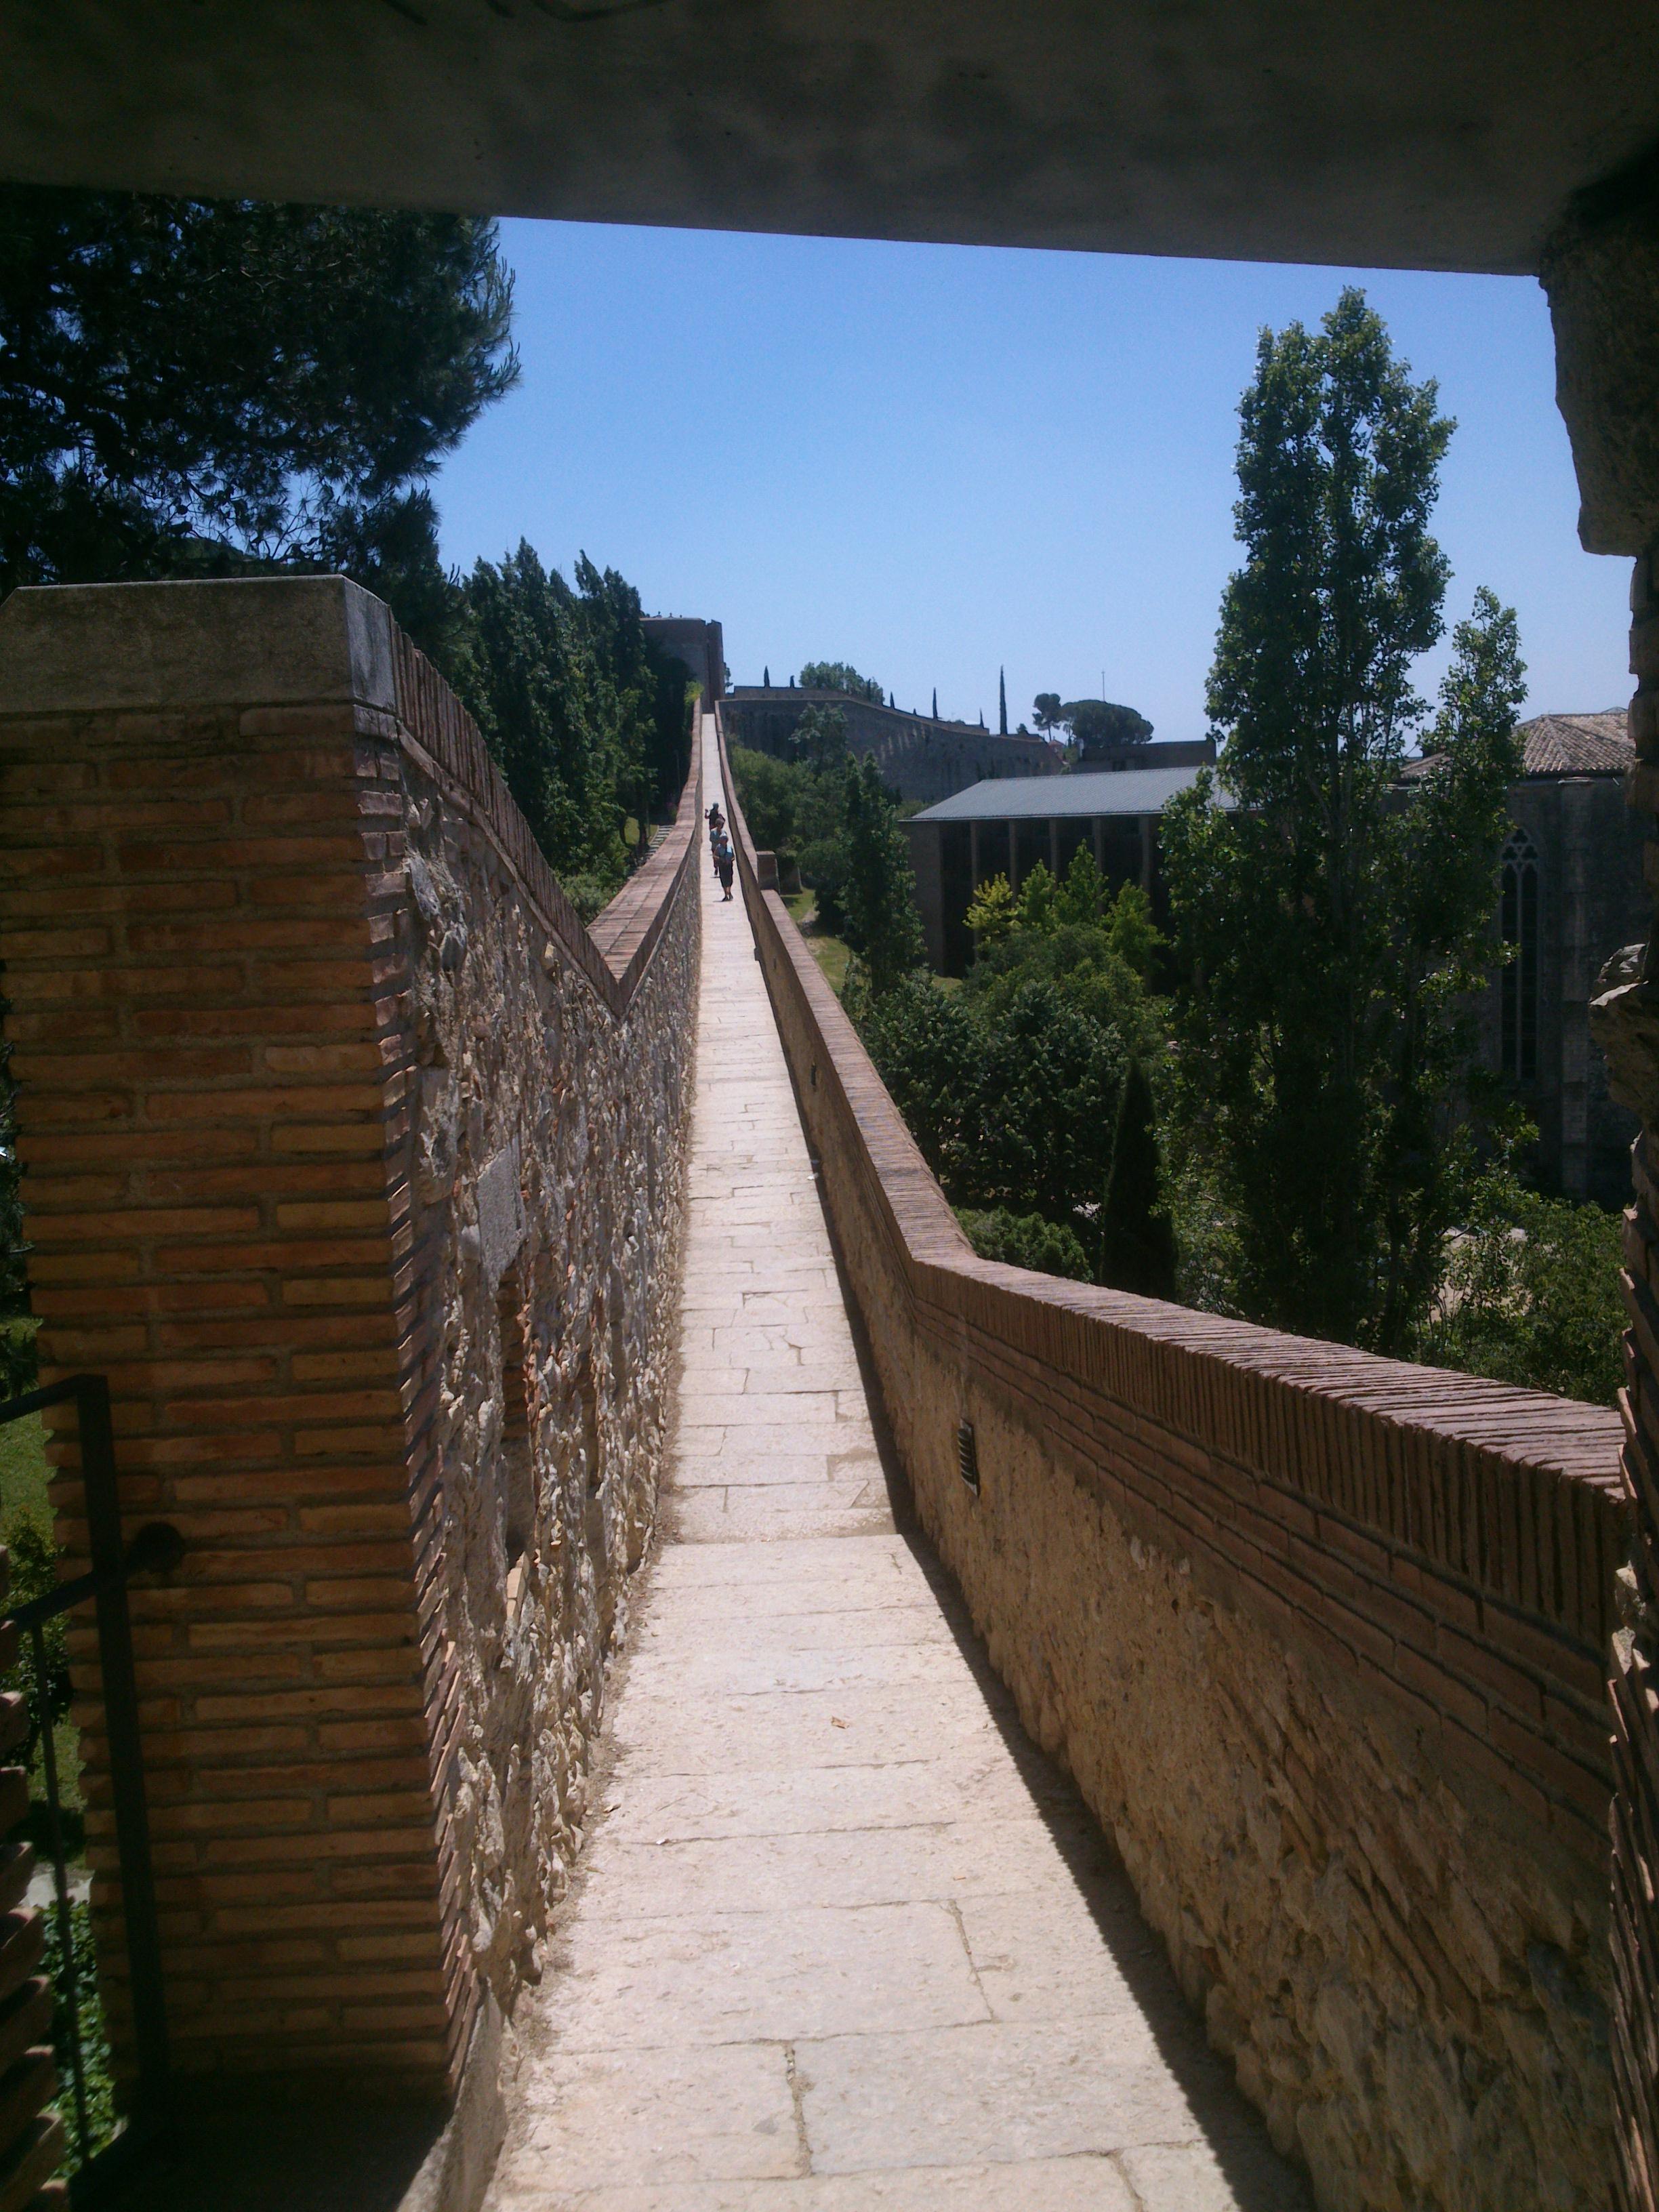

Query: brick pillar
[[1547, 163, 1659, 2211], [0, 580, 468, 2093]]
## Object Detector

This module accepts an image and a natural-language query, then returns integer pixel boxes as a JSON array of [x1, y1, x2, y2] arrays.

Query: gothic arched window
[[1500, 830, 1539, 1082]]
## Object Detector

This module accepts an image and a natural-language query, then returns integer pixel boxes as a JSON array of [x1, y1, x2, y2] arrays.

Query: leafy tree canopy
[[453, 544, 691, 918], [956, 1208, 1093, 1282], [798, 661, 884, 703], [1417, 1166, 1624, 1405], [1065, 701, 1153, 753], [1161, 288, 1525, 1351], [0, 187, 518, 657]]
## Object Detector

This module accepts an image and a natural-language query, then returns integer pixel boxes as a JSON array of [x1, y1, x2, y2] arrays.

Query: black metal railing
[[0, 1374, 180, 2200]]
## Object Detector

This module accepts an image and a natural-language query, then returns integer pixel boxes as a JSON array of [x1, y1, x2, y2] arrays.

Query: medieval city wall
[[721, 715, 1627, 2212], [720, 689, 1059, 804], [0, 578, 698, 2093]]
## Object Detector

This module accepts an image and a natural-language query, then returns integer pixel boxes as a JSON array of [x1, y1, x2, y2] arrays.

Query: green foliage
[[43, 1900, 117, 2169], [1015, 861, 1057, 935], [453, 544, 691, 910], [964, 873, 1018, 946], [1065, 701, 1153, 753], [792, 703, 851, 769], [1418, 1174, 1625, 1406], [729, 742, 922, 982], [840, 756, 925, 992], [964, 852, 1165, 987], [0, 186, 518, 658], [797, 661, 884, 703], [957, 1208, 1093, 1282], [1032, 693, 1066, 739], [963, 921, 1164, 1062], [1099, 1061, 1179, 1299], [857, 961, 1134, 1269], [3, 1517, 72, 1773], [1161, 289, 1525, 1353]]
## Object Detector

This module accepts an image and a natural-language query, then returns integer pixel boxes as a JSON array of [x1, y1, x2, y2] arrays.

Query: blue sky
[[435, 220, 1631, 742]]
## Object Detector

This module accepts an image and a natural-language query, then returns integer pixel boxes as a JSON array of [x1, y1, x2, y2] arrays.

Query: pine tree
[[1099, 1061, 1178, 1299], [999, 668, 1008, 735], [0, 188, 518, 659]]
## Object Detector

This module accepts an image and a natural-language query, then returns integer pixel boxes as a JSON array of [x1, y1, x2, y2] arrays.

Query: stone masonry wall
[[720, 716, 1627, 2212], [0, 579, 697, 2095]]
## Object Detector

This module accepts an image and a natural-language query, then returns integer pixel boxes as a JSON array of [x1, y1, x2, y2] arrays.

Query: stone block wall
[[720, 716, 1626, 2212], [0, 579, 698, 2095]]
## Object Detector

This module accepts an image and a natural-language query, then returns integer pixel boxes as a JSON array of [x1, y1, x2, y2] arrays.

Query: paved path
[[485, 719, 1307, 2212]]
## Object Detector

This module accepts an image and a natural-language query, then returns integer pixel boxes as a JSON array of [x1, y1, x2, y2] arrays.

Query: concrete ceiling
[[2, 1, 1656, 275]]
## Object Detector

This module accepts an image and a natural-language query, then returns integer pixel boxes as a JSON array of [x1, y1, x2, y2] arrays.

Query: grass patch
[[785, 892, 852, 996], [0, 1410, 51, 1536]]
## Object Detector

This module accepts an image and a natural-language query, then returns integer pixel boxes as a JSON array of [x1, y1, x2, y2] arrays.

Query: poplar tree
[[1161, 290, 1525, 1351]]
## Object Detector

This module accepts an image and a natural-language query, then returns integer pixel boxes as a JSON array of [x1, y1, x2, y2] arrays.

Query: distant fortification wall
[[719, 711, 1625, 2212], [0, 579, 699, 2096], [721, 688, 1060, 804]]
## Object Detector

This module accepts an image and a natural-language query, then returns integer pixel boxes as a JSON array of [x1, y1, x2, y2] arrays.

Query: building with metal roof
[[903, 742, 1218, 975]]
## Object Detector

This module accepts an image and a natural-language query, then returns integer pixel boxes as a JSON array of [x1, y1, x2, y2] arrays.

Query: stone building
[[1427, 710, 1648, 1204], [641, 616, 724, 703], [722, 684, 1061, 804], [909, 713, 1647, 1203]]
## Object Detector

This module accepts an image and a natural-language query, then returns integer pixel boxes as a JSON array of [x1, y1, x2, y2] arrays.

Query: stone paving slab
[[483, 720, 1309, 2212]]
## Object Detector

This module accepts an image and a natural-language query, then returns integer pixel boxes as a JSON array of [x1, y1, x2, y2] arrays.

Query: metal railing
[[0, 1374, 178, 2200]]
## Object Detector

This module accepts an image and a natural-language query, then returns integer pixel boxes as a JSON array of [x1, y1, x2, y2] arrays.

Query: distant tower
[[932, 688, 939, 720], [763, 665, 771, 687], [999, 667, 1008, 735]]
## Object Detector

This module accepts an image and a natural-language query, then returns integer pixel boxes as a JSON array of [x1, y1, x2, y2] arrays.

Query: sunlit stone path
[[483, 717, 1307, 2211]]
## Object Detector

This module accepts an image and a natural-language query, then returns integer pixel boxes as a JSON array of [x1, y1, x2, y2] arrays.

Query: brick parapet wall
[[0, 579, 698, 2097], [718, 710, 1624, 2209]]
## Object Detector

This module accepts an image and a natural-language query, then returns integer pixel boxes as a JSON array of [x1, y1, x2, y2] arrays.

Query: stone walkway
[[483, 718, 1307, 2211]]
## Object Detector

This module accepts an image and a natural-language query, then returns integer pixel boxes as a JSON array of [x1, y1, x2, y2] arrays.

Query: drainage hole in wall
[[958, 1420, 981, 1496]]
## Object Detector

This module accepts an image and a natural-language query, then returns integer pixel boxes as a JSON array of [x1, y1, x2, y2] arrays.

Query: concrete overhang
[[2, 2, 1657, 276]]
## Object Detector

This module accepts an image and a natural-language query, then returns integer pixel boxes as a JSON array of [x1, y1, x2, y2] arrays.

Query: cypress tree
[[932, 688, 939, 720], [999, 667, 1008, 735], [764, 664, 771, 687], [1099, 1060, 1178, 1300]]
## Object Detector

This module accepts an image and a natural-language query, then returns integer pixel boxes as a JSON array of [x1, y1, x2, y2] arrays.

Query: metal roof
[[909, 766, 1215, 823]]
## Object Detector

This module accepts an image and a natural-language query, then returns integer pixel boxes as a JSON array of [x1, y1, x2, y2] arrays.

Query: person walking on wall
[[715, 835, 735, 901], [708, 803, 725, 878]]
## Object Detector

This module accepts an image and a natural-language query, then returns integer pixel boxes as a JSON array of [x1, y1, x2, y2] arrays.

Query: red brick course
[[0, 581, 698, 2097]]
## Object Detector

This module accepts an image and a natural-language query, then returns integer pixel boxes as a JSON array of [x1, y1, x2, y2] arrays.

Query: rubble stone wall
[[0, 578, 698, 2091], [720, 714, 1626, 2212]]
